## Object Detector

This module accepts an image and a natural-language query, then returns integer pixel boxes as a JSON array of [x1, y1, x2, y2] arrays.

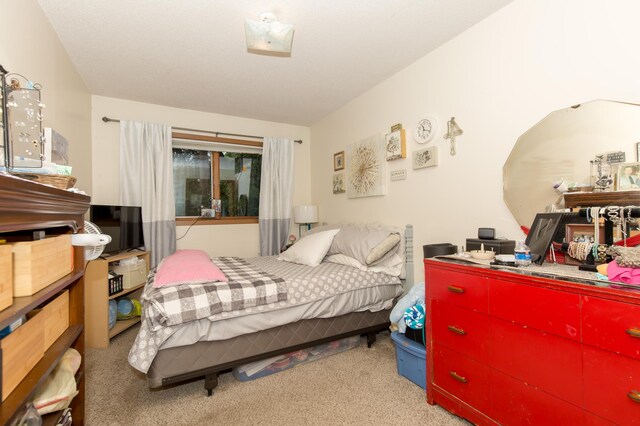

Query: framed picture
[[333, 173, 345, 194], [385, 129, 406, 161], [525, 212, 581, 265], [333, 151, 345, 171], [636, 142, 640, 162], [615, 162, 640, 191], [346, 134, 386, 198], [412, 146, 438, 169]]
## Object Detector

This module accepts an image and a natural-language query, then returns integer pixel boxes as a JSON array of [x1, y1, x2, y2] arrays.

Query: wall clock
[[414, 116, 437, 144]]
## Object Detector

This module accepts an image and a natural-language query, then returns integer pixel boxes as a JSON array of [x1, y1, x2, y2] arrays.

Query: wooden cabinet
[[84, 250, 149, 348], [425, 259, 640, 425], [0, 175, 90, 425]]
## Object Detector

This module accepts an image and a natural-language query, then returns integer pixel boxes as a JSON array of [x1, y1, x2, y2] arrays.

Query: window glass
[[173, 148, 212, 216], [172, 147, 261, 219], [219, 152, 261, 217]]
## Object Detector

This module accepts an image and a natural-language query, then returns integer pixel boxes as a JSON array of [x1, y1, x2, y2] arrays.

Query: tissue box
[[112, 258, 147, 289]]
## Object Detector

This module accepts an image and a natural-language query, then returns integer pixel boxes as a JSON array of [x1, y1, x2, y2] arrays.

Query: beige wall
[[310, 0, 640, 280], [91, 96, 311, 257], [0, 0, 92, 193]]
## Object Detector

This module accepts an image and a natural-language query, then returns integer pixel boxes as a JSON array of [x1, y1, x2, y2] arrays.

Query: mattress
[[129, 256, 402, 373], [146, 307, 393, 388], [161, 277, 400, 349]]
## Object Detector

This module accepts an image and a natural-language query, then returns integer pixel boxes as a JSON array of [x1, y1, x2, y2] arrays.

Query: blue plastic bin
[[391, 331, 426, 389]]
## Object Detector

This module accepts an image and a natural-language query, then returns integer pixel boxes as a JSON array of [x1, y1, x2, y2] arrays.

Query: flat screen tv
[[90, 205, 144, 254]]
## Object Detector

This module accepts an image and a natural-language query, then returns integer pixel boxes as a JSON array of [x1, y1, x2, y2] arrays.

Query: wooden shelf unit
[[0, 174, 90, 425], [85, 250, 150, 348]]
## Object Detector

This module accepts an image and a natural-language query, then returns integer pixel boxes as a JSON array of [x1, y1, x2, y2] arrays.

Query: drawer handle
[[629, 390, 640, 404], [626, 328, 640, 338], [447, 285, 465, 294], [449, 371, 468, 383], [447, 325, 467, 336]]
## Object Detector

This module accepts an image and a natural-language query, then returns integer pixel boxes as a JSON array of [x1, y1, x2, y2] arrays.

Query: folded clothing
[[390, 283, 424, 333], [607, 260, 640, 285]]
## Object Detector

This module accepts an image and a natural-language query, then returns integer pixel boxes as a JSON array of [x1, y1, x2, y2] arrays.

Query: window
[[172, 134, 262, 223]]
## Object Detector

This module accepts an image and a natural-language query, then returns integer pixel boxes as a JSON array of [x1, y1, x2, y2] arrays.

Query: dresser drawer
[[433, 343, 491, 414], [488, 278, 580, 340], [427, 268, 487, 312], [584, 346, 640, 425], [432, 300, 489, 363], [489, 317, 583, 407], [583, 296, 640, 360], [490, 368, 584, 426]]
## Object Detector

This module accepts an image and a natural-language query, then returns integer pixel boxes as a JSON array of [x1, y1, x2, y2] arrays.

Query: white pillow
[[326, 253, 404, 277], [277, 229, 341, 266]]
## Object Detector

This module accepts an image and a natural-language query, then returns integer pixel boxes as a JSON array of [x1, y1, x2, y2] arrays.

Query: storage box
[[1, 310, 45, 401], [233, 336, 360, 382], [108, 272, 124, 295], [11, 235, 73, 297], [42, 290, 69, 350], [0, 245, 13, 311], [391, 331, 426, 389], [465, 238, 515, 255], [112, 258, 147, 290]]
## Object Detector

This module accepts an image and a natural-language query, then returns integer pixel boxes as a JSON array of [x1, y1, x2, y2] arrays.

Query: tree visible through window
[[173, 146, 261, 219]]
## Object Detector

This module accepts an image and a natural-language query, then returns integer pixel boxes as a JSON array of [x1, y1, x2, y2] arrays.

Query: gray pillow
[[326, 225, 401, 266]]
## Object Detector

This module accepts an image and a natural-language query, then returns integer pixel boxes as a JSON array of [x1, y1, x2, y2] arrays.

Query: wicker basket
[[11, 173, 76, 189]]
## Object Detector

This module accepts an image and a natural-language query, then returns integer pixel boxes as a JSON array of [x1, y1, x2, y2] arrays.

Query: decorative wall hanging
[[443, 117, 463, 155], [385, 129, 406, 161], [414, 116, 438, 144], [333, 151, 345, 171], [390, 169, 407, 181], [333, 173, 345, 194], [413, 146, 438, 169], [0, 65, 46, 169], [346, 134, 386, 198]]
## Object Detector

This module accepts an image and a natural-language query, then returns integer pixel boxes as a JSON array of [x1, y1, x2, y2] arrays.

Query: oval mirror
[[503, 100, 640, 228]]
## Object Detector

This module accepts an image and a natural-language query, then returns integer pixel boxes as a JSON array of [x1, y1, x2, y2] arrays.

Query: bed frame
[[146, 224, 414, 395]]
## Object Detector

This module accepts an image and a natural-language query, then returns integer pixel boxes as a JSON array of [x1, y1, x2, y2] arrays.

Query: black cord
[[176, 215, 204, 240]]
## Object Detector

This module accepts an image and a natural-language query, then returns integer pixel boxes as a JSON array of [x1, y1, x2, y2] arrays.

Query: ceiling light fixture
[[245, 12, 295, 56]]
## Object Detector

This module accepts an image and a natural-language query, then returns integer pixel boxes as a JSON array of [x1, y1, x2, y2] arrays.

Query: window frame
[[172, 132, 262, 226]]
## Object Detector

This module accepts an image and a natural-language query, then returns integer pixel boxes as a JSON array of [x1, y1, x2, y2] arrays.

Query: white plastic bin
[[112, 258, 147, 289]]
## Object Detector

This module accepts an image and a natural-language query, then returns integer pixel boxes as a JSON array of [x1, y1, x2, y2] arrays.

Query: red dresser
[[425, 259, 640, 426]]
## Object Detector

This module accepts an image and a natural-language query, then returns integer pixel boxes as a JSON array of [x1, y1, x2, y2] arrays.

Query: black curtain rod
[[101, 116, 302, 144]]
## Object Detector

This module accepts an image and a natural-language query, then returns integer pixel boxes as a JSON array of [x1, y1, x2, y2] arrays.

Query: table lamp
[[294, 205, 318, 237]]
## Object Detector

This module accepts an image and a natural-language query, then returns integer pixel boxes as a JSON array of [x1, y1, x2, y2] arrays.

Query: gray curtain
[[259, 137, 294, 255], [120, 120, 176, 267]]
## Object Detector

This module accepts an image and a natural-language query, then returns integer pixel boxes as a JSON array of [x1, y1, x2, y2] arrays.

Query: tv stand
[[84, 250, 150, 348]]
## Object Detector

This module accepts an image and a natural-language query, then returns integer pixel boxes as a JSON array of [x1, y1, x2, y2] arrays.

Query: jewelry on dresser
[[606, 206, 620, 225], [586, 207, 591, 224]]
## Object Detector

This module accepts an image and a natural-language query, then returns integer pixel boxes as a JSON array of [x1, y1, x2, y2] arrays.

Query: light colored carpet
[[86, 326, 467, 425]]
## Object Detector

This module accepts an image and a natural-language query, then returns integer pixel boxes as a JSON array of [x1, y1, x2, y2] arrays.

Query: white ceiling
[[37, 0, 512, 126]]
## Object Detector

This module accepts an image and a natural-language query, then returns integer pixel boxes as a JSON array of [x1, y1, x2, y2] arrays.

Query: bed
[[128, 223, 414, 395]]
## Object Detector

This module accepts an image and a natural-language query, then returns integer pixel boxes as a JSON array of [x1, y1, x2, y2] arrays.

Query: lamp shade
[[294, 205, 318, 224]]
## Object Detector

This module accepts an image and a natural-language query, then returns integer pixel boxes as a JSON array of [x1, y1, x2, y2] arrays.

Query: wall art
[[413, 146, 438, 169], [333, 173, 345, 194], [443, 116, 463, 155], [333, 151, 345, 171], [346, 134, 386, 198], [385, 129, 406, 161]]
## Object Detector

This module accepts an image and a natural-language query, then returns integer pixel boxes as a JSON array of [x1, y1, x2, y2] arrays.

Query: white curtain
[[259, 137, 294, 255], [120, 120, 176, 267]]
